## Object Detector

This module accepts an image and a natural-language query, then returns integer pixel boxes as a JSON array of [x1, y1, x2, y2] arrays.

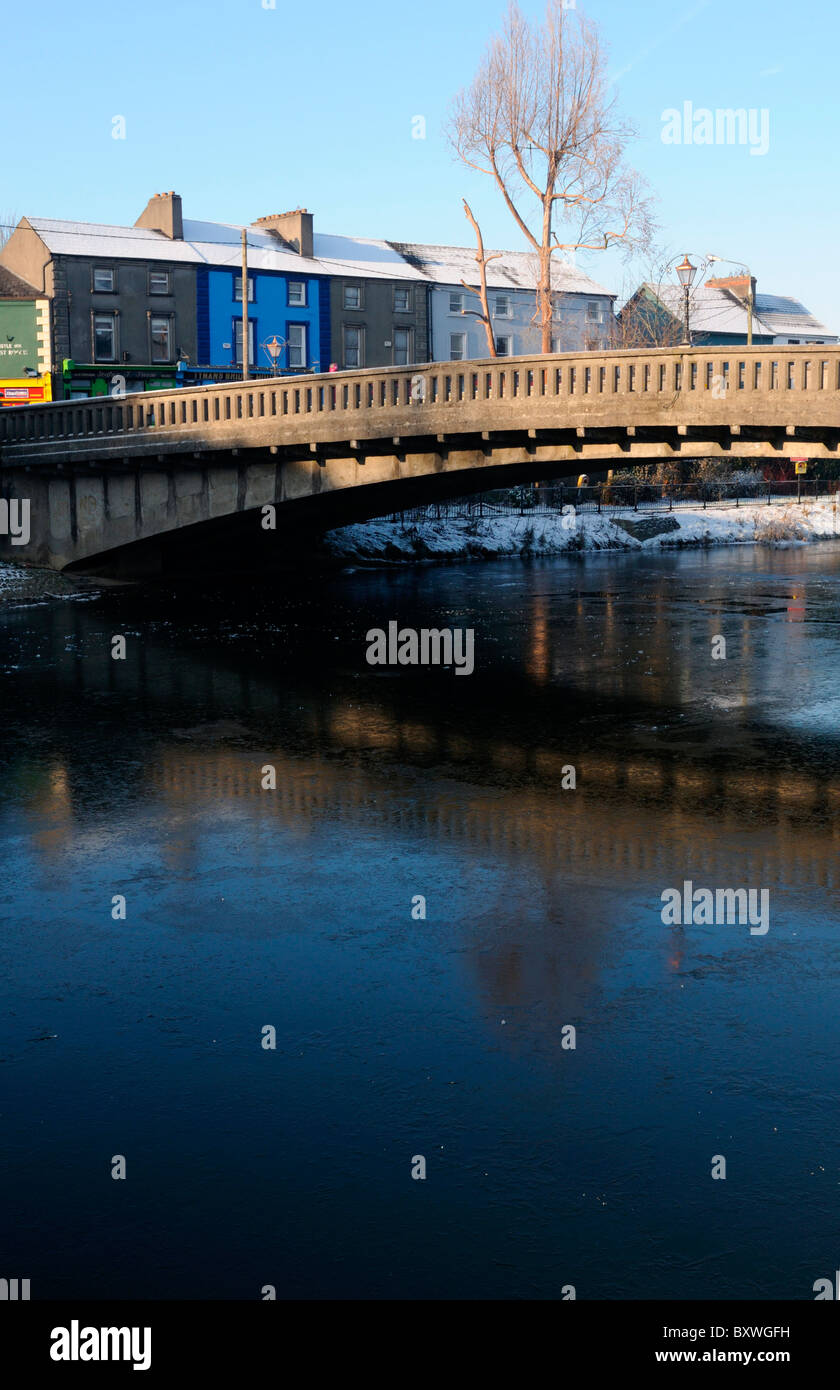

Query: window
[[234, 318, 255, 365], [343, 324, 364, 368], [494, 294, 512, 317], [93, 267, 115, 292], [234, 275, 255, 302], [495, 335, 512, 356], [149, 314, 173, 363], [287, 324, 307, 369], [148, 270, 171, 295], [343, 283, 362, 310], [449, 291, 465, 314], [93, 312, 117, 360], [449, 332, 467, 361], [288, 281, 306, 306], [393, 328, 412, 365], [394, 286, 411, 312], [586, 301, 602, 323]]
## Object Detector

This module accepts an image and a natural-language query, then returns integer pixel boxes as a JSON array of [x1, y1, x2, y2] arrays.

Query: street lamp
[[264, 335, 285, 375], [707, 253, 754, 346], [675, 255, 697, 345]]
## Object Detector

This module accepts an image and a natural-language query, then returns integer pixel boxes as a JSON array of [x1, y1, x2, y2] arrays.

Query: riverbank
[[324, 496, 840, 563]]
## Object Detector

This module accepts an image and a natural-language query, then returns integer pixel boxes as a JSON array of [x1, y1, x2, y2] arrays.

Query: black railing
[[385, 479, 839, 523]]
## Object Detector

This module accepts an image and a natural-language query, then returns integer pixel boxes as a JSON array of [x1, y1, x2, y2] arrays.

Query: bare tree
[[0, 212, 18, 251], [614, 247, 716, 348], [460, 200, 500, 357], [447, 1, 653, 352]]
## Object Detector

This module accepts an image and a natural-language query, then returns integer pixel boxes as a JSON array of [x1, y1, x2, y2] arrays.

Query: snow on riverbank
[[324, 498, 840, 564]]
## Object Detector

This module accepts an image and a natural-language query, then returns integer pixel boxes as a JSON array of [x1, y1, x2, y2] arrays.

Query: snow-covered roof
[[26, 217, 202, 262], [753, 293, 835, 339], [389, 241, 614, 297], [20, 215, 617, 295], [313, 233, 426, 281], [639, 283, 836, 341], [23, 216, 427, 281]]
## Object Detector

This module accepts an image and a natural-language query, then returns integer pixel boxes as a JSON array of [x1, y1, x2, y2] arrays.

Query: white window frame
[[393, 327, 412, 365], [92, 311, 118, 361], [494, 293, 512, 318], [148, 269, 171, 295], [343, 283, 362, 310], [234, 275, 255, 303], [586, 300, 602, 323], [287, 323, 307, 369], [448, 291, 465, 314], [92, 267, 115, 293], [495, 335, 512, 356], [449, 332, 467, 361], [149, 313, 173, 363], [343, 323, 364, 368], [394, 285, 411, 313], [234, 318, 255, 365], [288, 281, 306, 307]]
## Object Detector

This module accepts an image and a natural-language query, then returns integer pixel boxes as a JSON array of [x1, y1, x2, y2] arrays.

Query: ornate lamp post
[[264, 336, 285, 376], [675, 255, 697, 345]]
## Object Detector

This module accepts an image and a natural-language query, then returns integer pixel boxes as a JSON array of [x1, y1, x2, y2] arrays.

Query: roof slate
[[0, 263, 41, 298], [19, 216, 612, 292], [389, 240, 613, 296], [638, 282, 836, 340]]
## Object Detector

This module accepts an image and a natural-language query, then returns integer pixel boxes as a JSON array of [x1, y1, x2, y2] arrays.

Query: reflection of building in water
[[16, 761, 75, 862], [139, 717, 840, 894]]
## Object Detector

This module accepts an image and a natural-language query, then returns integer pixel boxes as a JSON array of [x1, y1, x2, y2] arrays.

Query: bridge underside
[[2, 423, 837, 576]]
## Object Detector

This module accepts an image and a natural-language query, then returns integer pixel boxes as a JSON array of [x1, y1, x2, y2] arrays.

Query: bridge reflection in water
[[4, 547, 840, 1298], [8, 549, 840, 1036]]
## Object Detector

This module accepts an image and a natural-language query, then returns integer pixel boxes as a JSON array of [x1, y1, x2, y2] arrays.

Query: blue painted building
[[196, 264, 329, 374]]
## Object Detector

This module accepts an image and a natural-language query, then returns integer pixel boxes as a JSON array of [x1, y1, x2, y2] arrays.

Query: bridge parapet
[[1, 346, 839, 466]]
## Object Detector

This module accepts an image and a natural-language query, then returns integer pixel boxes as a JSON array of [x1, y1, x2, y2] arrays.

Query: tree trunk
[[463, 201, 498, 357], [539, 198, 553, 353]]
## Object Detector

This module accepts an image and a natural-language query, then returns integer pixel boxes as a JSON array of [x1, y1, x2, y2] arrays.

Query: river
[[1, 543, 839, 1299]]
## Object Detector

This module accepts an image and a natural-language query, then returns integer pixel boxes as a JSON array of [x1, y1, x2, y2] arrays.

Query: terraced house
[[0, 191, 623, 398], [390, 241, 615, 360]]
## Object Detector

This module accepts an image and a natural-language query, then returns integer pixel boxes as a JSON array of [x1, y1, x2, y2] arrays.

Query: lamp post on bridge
[[675, 255, 697, 346]]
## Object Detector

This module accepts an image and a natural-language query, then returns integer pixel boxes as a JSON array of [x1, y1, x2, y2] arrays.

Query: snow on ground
[[324, 498, 840, 564]]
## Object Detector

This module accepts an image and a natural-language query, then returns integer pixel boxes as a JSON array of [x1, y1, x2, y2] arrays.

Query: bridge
[[1, 345, 839, 573]]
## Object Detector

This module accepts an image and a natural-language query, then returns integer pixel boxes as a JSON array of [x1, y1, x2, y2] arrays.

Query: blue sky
[[5, 0, 837, 326]]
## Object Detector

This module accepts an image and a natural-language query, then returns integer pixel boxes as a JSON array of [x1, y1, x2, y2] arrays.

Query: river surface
[[1, 544, 839, 1300]]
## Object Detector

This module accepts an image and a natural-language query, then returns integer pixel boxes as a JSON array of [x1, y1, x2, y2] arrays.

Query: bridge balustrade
[[1, 347, 839, 449]]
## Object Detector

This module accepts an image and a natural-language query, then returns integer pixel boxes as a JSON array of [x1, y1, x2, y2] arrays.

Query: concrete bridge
[[1, 345, 839, 573]]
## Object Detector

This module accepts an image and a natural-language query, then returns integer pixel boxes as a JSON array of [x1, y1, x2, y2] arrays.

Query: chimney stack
[[707, 273, 756, 303], [134, 192, 184, 240], [253, 208, 313, 258]]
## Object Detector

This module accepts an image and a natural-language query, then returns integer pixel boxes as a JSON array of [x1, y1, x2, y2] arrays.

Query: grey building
[[315, 234, 429, 369], [0, 194, 198, 395], [389, 241, 616, 360]]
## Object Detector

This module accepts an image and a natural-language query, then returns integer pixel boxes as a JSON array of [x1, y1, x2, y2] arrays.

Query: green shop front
[[60, 359, 178, 400]]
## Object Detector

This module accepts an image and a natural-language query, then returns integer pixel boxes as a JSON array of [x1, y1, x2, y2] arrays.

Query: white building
[[389, 241, 616, 361]]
